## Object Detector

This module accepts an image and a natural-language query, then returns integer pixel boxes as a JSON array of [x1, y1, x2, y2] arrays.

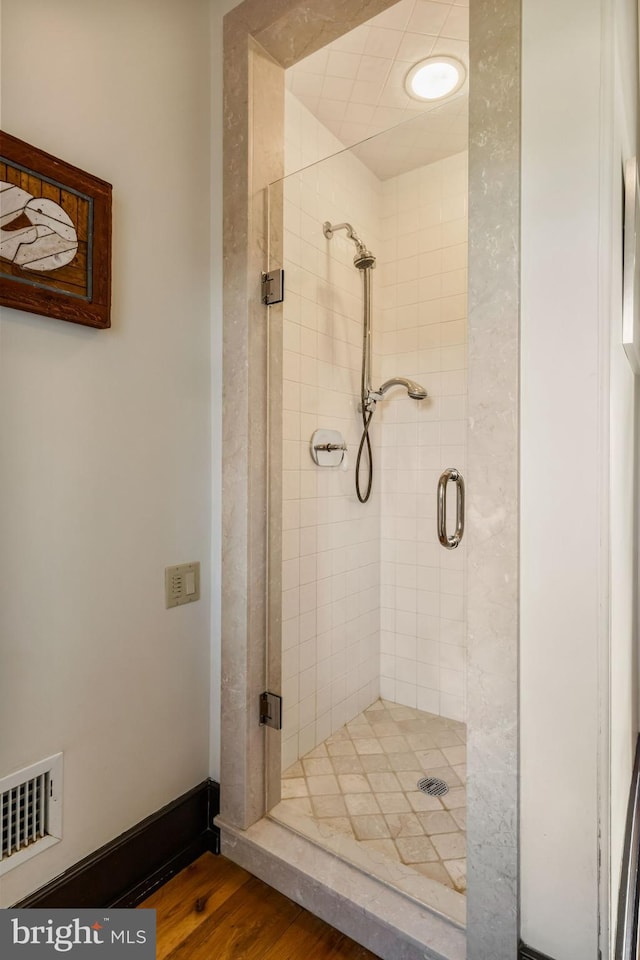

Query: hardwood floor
[[139, 852, 381, 960]]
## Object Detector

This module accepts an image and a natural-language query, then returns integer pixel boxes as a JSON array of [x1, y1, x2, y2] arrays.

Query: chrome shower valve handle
[[313, 442, 347, 453]]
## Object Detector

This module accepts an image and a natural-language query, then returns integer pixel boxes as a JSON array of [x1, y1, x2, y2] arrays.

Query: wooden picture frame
[[0, 131, 112, 329]]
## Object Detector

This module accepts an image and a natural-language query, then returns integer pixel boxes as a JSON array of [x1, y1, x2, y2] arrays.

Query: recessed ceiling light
[[405, 56, 466, 102]]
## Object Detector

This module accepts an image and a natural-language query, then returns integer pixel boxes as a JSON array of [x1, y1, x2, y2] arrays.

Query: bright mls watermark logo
[[0, 910, 156, 958]]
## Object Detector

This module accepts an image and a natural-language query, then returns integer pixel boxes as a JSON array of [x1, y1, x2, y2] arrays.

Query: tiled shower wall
[[280, 93, 382, 771], [281, 93, 468, 768], [377, 153, 468, 721]]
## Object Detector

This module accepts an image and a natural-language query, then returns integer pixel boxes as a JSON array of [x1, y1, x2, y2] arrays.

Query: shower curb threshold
[[216, 815, 466, 960], [268, 800, 465, 924]]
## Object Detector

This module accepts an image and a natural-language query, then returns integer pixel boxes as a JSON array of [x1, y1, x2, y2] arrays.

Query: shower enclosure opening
[[264, 0, 469, 921]]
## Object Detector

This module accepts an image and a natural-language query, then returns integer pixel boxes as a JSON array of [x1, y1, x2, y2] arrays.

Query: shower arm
[[323, 220, 370, 262]]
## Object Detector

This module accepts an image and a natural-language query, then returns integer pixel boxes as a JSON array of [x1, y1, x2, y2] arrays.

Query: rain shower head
[[377, 377, 428, 400]]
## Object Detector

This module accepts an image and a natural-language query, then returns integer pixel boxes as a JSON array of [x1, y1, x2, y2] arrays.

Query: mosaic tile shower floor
[[273, 699, 466, 907]]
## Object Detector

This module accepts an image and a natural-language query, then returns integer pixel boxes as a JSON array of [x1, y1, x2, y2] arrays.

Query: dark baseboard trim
[[519, 943, 556, 960], [15, 779, 220, 909]]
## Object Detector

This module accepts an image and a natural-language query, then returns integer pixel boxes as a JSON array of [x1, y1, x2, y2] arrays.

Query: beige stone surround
[[219, 1, 520, 957]]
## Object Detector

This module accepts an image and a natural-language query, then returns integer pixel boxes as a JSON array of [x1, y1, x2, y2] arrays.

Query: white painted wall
[[521, 0, 638, 956], [521, 0, 602, 951], [605, 0, 638, 950], [0, 0, 213, 905]]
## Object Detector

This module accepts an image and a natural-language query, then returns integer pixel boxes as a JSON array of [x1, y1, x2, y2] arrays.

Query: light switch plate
[[165, 562, 200, 608]]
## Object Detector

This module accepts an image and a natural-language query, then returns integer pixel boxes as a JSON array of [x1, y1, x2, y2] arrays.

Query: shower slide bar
[[437, 468, 465, 550]]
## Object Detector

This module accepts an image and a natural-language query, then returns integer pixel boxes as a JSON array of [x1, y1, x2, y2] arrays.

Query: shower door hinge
[[259, 691, 282, 730], [261, 269, 285, 305]]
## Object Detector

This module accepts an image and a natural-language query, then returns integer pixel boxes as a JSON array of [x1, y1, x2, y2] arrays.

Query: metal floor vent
[[0, 753, 63, 876], [418, 776, 449, 797]]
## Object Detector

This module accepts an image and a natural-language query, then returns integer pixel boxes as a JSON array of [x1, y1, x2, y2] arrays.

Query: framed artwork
[[0, 131, 112, 329], [623, 156, 640, 374]]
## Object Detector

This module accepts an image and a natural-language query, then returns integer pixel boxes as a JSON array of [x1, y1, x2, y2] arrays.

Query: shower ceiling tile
[[344, 101, 376, 124], [303, 47, 330, 75], [338, 122, 374, 145], [397, 30, 437, 62], [371, 0, 415, 29], [332, 26, 371, 54], [327, 49, 362, 79], [321, 75, 355, 101], [407, 1, 451, 36], [285, 0, 468, 179], [440, 5, 469, 40], [430, 36, 468, 60], [357, 54, 392, 84], [364, 26, 404, 58], [350, 77, 387, 104], [316, 99, 349, 126], [291, 73, 324, 100]]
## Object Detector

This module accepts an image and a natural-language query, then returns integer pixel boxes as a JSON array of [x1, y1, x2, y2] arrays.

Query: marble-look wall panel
[[254, 0, 394, 68], [221, 35, 284, 829], [465, 0, 521, 957]]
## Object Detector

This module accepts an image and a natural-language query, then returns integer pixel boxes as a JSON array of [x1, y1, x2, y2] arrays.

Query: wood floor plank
[[260, 908, 344, 959], [261, 905, 377, 960], [166, 874, 303, 960], [139, 854, 253, 960], [140, 853, 381, 960]]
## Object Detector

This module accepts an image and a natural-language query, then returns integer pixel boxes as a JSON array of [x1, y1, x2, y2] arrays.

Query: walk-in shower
[[220, 0, 524, 952], [323, 220, 428, 503], [254, 13, 472, 918]]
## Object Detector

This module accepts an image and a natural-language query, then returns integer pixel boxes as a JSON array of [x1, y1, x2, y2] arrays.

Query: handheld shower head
[[407, 381, 428, 400], [376, 377, 428, 400]]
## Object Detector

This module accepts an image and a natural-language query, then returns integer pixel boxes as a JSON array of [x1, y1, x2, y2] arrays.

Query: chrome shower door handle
[[437, 468, 465, 550]]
